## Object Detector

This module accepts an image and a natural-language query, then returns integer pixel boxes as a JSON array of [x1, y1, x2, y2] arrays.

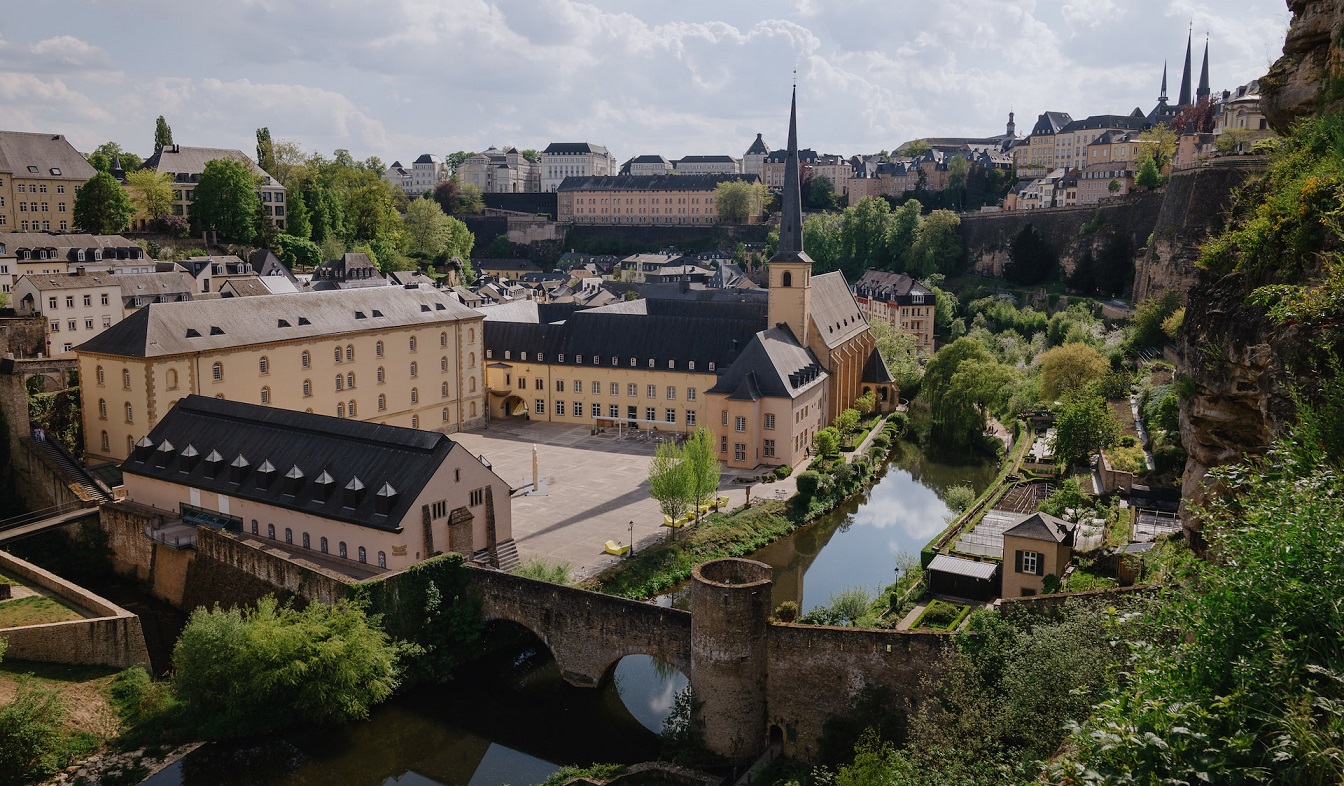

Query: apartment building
[[0, 233, 149, 299], [557, 174, 756, 226], [672, 155, 741, 175], [75, 286, 486, 463], [0, 131, 97, 233], [852, 270, 936, 354], [541, 143, 617, 192], [456, 147, 540, 194], [13, 269, 194, 354]]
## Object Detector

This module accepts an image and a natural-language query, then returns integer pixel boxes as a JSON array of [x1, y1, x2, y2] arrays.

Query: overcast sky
[[2, 0, 1290, 166]]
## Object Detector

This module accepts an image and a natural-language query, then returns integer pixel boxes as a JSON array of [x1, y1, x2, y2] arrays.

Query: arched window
[[377, 551, 387, 568], [440, 356, 448, 372], [410, 387, 419, 404], [375, 341, 384, 358], [267, 523, 275, 539], [337, 402, 345, 418], [347, 372, 355, 388], [409, 337, 417, 352], [349, 400, 357, 417], [468, 352, 476, 368], [377, 367, 385, 383], [303, 379, 312, 397], [100, 431, 109, 451], [469, 377, 477, 393], [345, 345, 354, 362], [358, 546, 367, 564], [782, 271, 792, 287], [96, 365, 104, 385], [442, 407, 448, 422], [260, 386, 270, 404], [339, 541, 347, 559], [468, 328, 475, 343], [440, 331, 447, 348], [301, 351, 310, 368], [259, 356, 269, 374], [98, 398, 107, 419], [284, 527, 292, 544], [302, 532, 310, 549], [320, 537, 328, 553], [335, 375, 344, 391], [251, 519, 259, 535], [212, 362, 223, 381], [123, 368, 131, 388], [410, 361, 418, 378], [334, 346, 342, 362], [378, 394, 386, 411], [166, 368, 177, 389], [441, 382, 448, 398], [124, 402, 133, 422]]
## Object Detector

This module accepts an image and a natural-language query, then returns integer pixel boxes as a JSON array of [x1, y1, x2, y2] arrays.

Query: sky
[[1, 0, 1291, 167]]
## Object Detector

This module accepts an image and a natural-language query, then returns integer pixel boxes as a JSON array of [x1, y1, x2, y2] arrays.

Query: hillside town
[[1, 5, 1339, 786]]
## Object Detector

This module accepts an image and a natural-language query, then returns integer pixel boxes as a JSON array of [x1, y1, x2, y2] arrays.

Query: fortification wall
[[181, 528, 353, 612], [0, 549, 151, 669]]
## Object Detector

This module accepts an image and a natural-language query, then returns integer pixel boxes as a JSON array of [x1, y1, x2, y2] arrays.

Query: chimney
[[75, 266, 85, 276]]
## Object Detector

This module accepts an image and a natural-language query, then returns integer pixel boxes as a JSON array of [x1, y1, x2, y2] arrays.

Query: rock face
[[1176, 270, 1308, 541], [1262, 0, 1344, 133]]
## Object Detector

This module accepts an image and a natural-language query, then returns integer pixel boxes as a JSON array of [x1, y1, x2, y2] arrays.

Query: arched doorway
[[500, 395, 528, 418]]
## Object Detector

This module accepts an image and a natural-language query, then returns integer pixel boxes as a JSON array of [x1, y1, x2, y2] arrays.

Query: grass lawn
[[0, 659, 122, 754], [1105, 443, 1147, 474], [912, 598, 971, 631], [0, 594, 84, 628]]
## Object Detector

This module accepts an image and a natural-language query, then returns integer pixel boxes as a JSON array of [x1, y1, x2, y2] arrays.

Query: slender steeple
[[1158, 60, 1169, 103], [776, 85, 804, 259], [1178, 28, 1193, 106], [1197, 35, 1211, 102]]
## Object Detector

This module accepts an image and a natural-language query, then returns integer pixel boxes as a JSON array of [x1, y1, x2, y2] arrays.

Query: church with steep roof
[[481, 89, 895, 470], [1150, 30, 1212, 126]]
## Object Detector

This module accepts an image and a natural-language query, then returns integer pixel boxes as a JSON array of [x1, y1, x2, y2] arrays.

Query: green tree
[[1137, 123, 1177, 171], [908, 209, 962, 277], [306, 184, 345, 245], [285, 188, 312, 239], [256, 127, 276, 175], [714, 179, 768, 223], [813, 426, 841, 458], [869, 317, 923, 393], [1051, 394, 1120, 465], [802, 212, 844, 273], [900, 140, 932, 157], [122, 168, 174, 223], [172, 596, 400, 738], [272, 234, 322, 270], [253, 200, 279, 249], [153, 115, 173, 153], [1135, 155, 1162, 188], [520, 149, 540, 162], [806, 174, 837, 210], [946, 155, 968, 211], [835, 408, 861, 435], [72, 171, 134, 234], [886, 199, 923, 272], [192, 157, 261, 243], [840, 196, 894, 276], [86, 141, 142, 174], [1124, 291, 1181, 354], [647, 440, 692, 523], [1107, 178, 1122, 194], [923, 337, 997, 445], [682, 428, 721, 524], [432, 178, 483, 217], [344, 180, 402, 242], [404, 196, 456, 257], [444, 151, 475, 176], [1038, 342, 1110, 401]]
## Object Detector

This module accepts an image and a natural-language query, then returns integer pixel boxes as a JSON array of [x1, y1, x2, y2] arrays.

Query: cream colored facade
[[0, 131, 96, 233], [558, 177, 742, 225], [77, 288, 486, 464], [856, 297, 934, 353], [707, 374, 826, 470], [1002, 532, 1072, 598], [15, 276, 121, 355], [485, 360, 716, 432]]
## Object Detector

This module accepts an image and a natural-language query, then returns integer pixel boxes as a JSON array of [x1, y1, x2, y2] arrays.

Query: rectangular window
[[763, 439, 776, 457], [610, 382, 619, 395], [555, 400, 565, 415], [666, 386, 676, 400], [1018, 550, 1041, 575], [535, 399, 545, 414], [686, 410, 697, 426], [83, 295, 91, 307], [645, 407, 655, 421], [687, 387, 696, 401], [722, 410, 728, 426], [469, 488, 484, 507], [591, 381, 600, 395], [720, 435, 728, 453], [592, 403, 601, 417], [765, 413, 776, 430], [573, 401, 583, 416], [609, 404, 620, 418], [735, 416, 746, 432], [556, 380, 565, 392], [734, 443, 746, 462], [628, 383, 637, 397], [100, 293, 109, 306], [535, 378, 543, 390], [647, 384, 656, 398], [666, 408, 676, 423]]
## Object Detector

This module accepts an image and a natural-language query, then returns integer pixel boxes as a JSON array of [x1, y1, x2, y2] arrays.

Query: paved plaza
[[451, 419, 796, 579]]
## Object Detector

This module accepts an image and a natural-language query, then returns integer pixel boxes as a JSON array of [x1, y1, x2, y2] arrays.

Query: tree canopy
[[1003, 222, 1058, 285], [1037, 342, 1110, 401], [121, 169, 174, 224], [153, 115, 173, 153], [72, 171, 133, 234], [1051, 393, 1120, 465], [191, 157, 261, 243], [714, 179, 769, 223]]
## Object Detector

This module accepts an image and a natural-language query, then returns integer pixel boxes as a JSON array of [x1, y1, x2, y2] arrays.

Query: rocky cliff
[[1262, 0, 1344, 133]]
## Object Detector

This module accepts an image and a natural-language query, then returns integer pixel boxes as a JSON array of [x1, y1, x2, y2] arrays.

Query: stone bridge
[[467, 558, 949, 765]]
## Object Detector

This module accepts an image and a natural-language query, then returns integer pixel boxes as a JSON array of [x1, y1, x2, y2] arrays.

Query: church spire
[[1197, 35, 1211, 102], [776, 85, 804, 259], [1158, 60, 1169, 102], [1178, 27, 1193, 106]]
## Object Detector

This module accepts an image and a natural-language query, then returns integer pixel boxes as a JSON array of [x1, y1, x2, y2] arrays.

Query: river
[[142, 439, 994, 786]]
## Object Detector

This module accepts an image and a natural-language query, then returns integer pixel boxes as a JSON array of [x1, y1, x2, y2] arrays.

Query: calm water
[[143, 439, 991, 786]]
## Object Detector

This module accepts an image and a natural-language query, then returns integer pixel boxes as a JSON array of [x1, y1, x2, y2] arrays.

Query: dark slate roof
[[485, 311, 761, 371], [544, 142, 610, 155], [1004, 512, 1076, 545], [122, 395, 466, 532], [1030, 112, 1074, 136], [559, 174, 758, 192], [413, 153, 441, 164], [745, 133, 770, 155], [861, 347, 894, 384], [1059, 114, 1150, 134], [675, 155, 737, 164], [809, 271, 868, 350], [0, 131, 97, 182], [476, 259, 543, 273], [764, 148, 818, 164], [628, 154, 670, 164], [248, 249, 299, 284], [706, 326, 827, 401], [853, 270, 933, 304]]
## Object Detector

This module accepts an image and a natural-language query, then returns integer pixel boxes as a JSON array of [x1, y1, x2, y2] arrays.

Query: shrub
[[795, 471, 822, 498], [871, 433, 891, 449], [514, 558, 574, 585], [773, 464, 793, 480], [109, 667, 174, 727], [813, 426, 842, 458], [944, 483, 977, 513], [0, 678, 96, 786], [1119, 435, 1136, 448], [774, 601, 800, 622]]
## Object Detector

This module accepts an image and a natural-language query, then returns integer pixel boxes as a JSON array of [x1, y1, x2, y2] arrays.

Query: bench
[[604, 540, 630, 556]]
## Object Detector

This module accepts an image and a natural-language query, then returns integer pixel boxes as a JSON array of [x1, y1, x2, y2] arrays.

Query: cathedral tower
[[766, 86, 813, 346]]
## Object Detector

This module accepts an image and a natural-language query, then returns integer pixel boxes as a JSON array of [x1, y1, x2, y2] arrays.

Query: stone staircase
[[477, 538, 521, 572], [37, 438, 113, 503]]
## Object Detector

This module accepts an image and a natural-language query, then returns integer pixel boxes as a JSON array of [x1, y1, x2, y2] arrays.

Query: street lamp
[[628, 520, 635, 557]]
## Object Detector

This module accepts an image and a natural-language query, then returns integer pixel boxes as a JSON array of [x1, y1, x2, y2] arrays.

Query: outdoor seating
[[603, 540, 630, 556]]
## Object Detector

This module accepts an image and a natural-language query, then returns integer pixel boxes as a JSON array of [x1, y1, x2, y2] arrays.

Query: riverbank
[[586, 417, 897, 599]]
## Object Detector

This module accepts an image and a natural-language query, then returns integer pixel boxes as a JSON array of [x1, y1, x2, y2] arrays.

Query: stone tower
[[689, 558, 773, 764], [766, 87, 813, 346]]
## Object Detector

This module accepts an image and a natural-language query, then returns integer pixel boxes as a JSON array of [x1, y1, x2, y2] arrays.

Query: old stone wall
[[959, 193, 1164, 279], [0, 317, 49, 359], [564, 223, 772, 255], [0, 549, 151, 669], [765, 624, 948, 761], [470, 567, 691, 688], [181, 527, 353, 612], [1133, 163, 1262, 303], [100, 502, 193, 606]]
